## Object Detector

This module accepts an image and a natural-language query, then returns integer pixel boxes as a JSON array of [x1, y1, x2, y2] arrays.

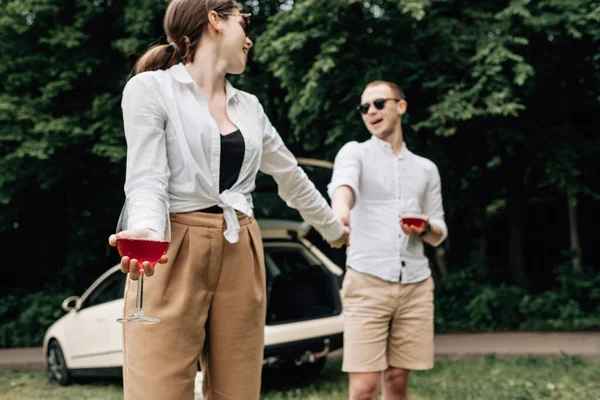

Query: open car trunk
[[252, 158, 348, 271], [264, 241, 342, 325]]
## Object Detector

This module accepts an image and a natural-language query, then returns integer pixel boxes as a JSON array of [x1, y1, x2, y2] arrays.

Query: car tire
[[47, 340, 72, 386]]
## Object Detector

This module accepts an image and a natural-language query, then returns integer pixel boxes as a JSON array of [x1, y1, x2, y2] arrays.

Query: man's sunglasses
[[218, 12, 251, 37], [357, 98, 401, 115]]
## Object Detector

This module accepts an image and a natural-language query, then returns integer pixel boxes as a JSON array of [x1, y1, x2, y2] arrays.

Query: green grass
[[1, 356, 599, 399], [0, 371, 122, 400]]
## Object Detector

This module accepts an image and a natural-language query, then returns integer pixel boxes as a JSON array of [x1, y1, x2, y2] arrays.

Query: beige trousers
[[122, 211, 266, 400]]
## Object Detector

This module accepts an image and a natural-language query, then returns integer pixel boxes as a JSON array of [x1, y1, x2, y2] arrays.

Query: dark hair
[[133, 0, 241, 75], [365, 80, 406, 100]]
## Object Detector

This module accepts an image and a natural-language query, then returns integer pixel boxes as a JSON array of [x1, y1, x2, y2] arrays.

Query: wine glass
[[400, 197, 426, 229], [115, 196, 170, 325]]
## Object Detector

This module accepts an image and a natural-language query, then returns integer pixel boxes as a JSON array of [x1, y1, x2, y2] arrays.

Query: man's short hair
[[364, 81, 405, 100]]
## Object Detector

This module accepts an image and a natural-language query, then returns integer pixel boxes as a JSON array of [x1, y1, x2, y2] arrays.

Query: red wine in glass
[[400, 217, 426, 229], [115, 196, 171, 325], [400, 198, 425, 229], [117, 238, 169, 268]]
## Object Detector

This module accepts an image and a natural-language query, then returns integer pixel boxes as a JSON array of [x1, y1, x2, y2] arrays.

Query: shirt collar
[[224, 79, 238, 103], [369, 135, 409, 159], [169, 63, 239, 104]]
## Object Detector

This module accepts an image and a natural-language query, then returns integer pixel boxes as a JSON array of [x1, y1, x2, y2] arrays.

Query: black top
[[197, 130, 245, 214], [219, 129, 245, 192]]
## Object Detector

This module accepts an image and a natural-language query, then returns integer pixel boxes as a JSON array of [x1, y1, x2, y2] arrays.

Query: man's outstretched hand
[[329, 225, 350, 248]]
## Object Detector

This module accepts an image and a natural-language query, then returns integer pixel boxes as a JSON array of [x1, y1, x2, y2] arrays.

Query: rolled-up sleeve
[[257, 100, 343, 242], [327, 141, 361, 201], [121, 75, 170, 231], [424, 164, 448, 247]]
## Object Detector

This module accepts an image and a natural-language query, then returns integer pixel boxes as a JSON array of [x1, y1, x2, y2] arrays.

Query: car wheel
[[47, 340, 72, 386]]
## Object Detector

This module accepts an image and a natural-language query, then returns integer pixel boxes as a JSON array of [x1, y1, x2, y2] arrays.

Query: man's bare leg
[[382, 367, 411, 400], [349, 372, 381, 400]]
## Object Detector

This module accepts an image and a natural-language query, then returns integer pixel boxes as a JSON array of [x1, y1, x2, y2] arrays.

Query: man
[[328, 80, 448, 400]]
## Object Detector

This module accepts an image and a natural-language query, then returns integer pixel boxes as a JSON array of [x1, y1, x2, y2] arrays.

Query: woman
[[107, 0, 349, 399]]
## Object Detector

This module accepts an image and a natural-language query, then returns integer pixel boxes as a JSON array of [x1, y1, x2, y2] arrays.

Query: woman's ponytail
[[133, 43, 180, 75]]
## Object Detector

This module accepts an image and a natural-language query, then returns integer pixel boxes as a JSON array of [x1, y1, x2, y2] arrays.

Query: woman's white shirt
[[121, 63, 343, 243]]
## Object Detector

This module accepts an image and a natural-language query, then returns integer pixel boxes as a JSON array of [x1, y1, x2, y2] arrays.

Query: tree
[[255, 0, 600, 285], [0, 0, 134, 292]]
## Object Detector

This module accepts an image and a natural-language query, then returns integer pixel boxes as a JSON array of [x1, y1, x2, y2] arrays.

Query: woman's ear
[[206, 10, 222, 34]]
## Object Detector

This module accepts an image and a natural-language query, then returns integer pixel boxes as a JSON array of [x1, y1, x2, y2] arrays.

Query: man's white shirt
[[328, 136, 448, 283]]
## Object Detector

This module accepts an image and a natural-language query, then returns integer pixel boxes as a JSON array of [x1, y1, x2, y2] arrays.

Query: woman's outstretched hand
[[328, 225, 350, 248]]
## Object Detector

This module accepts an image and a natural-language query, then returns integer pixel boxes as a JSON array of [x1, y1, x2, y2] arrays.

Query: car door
[[65, 268, 126, 369]]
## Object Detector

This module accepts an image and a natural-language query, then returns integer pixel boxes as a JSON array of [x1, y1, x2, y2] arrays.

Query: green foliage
[[434, 261, 600, 333], [0, 289, 68, 348], [256, 0, 537, 151], [466, 284, 528, 331], [519, 265, 600, 331], [0, 0, 134, 292], [433, 260, 486, 332]]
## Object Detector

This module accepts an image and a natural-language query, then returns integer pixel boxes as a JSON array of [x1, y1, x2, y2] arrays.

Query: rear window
[[251, 163, 332, 221]]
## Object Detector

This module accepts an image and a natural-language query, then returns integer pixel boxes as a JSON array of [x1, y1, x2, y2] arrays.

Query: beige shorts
[[341, 267, 435, 372]]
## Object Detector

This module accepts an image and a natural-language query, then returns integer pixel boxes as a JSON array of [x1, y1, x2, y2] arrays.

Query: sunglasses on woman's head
[[357, 98, 401, 115], [218, 12, 251, 37]]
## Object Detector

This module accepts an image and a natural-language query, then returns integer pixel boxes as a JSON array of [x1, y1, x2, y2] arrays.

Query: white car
[[43, 159, 346, 388]]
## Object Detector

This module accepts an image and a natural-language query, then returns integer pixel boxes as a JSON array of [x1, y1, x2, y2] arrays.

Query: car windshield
[[81, 271, 126, 309]]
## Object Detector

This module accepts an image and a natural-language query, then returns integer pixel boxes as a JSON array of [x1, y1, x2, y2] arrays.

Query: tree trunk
[[507, 198, 529, 287], [559, 79, 581, 271], [567, 192, 582, 271], [434, 246, 450, 279], [479, 207, 488, 262]]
